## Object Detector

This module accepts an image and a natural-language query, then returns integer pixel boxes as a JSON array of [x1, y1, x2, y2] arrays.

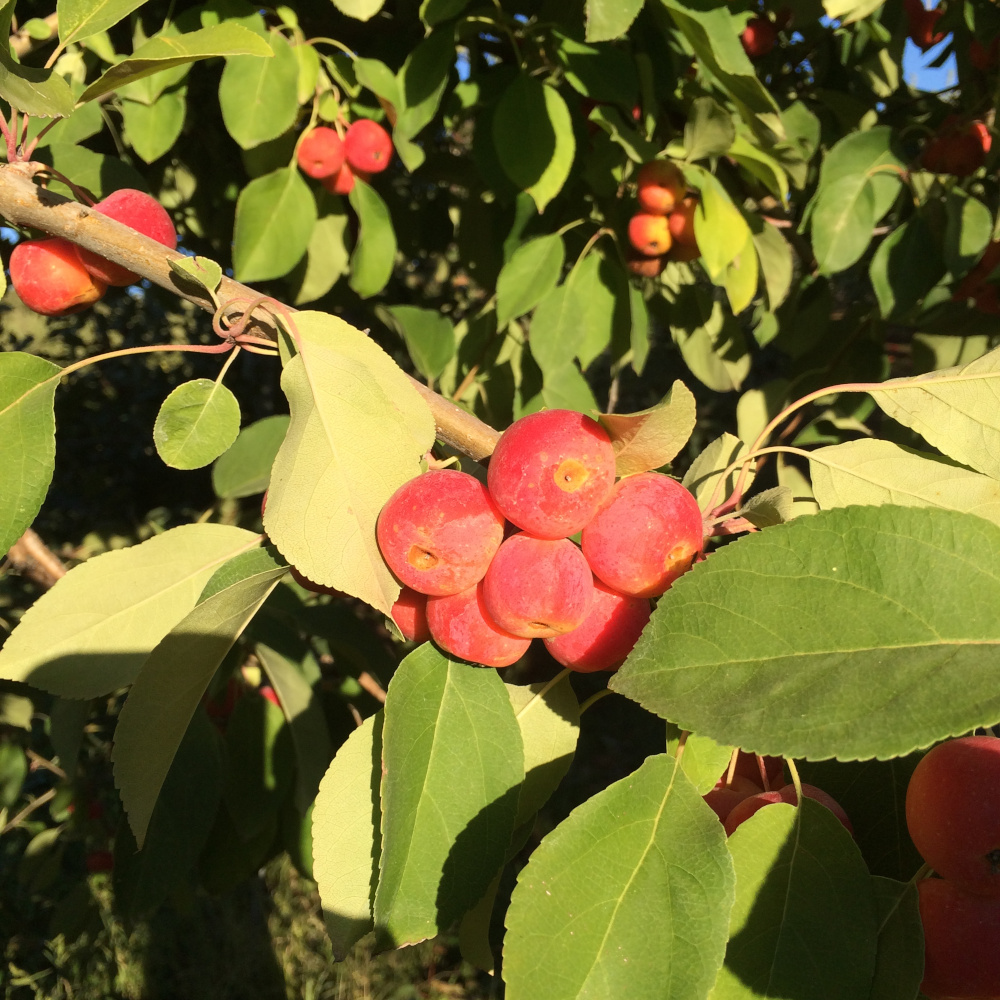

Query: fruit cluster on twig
[[295, 118, 393, 195], [626, 160, 701, 277], [375, 408, 705, 671]]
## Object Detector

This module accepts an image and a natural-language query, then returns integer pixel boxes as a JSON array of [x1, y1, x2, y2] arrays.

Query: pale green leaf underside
[[153, 378, 242, 470], [0, 1, 74, 117], [811, 439, 1000, 527], [0, 353, 60, 555], [263, 312, 435, 616], [312, 711, 382, 960], [212, 414, 290, 500], [113, 552, 287, 847], [870, 347, 1000, 480], [585, 0, 645, 42], [600, 380, 697, 477], [57, 0, 148, 47], [0, 524, 261, 698], [611, 505, 1000, 760], [374, 645, 524, 947], [503, 754, 734, 1000]]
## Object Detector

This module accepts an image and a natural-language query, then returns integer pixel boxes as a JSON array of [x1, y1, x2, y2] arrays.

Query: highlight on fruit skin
[[344, 119, 394, 174], [296, 126, 346, 179]]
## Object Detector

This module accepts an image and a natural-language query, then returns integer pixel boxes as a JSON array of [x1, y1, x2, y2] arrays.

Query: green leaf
[[628, 283, 650, 374], [79, 23, 272, 103], [870, 348, 1000, 480], [219, 31, 300, 149], [750, 217, 793, 311], [728, 133, 789, 201], [740, 485, 794, 527], [332, 0, 385, 24], [121, 88, 186, 163], [799, 756, 924, 881], [0, 353, 59, 556], [507, 676, 580, 825], [599, 380, 697, 477], [233, 166, 316, 282], [555, 32, 638, 107], [421, 0, 470, 26], [313, 711, 383, 960], [113, 709, 222, 920], [682, 432, 754, 511], [348, 179, 397, 299], [0, 524, 260, 698], [32, 141, 147, 200], [153, 378, 241, 471], [812, 174, 877, 275], [539, 362, 599, 415], [394, 30, 453, 166], [353, 58, 399, 108], [168, 255, 224, 298], [585, 0, 645, 42], [587, 103, 657, 163], [289, 198, 351, 306], [374, 645, 523, 947], [870, 216, 945, 319], [668, 730, 735, 794], [256, 643, 334, 812], [690, 167, 752, 280], [684, 97, 735, 161], [503, 754, 735, 1000], [811, 439, 1000, 527], [668, 287, 751, 393], [723, 230, 759, 315], [113, 546, 287, 847], [611, 505, 1000, 760], [662, 0, 783, 133], [264, 312, 435, 616], [57, 0, 147, 48], [0, 1, 74, 117], [869, 877, 924, 1000], [493, 75, 576, 213], [712, 799, 878, 1000], [496, 234, 565, 329], [212, 414, 290, 499], [944, 190, 993, 277], [824, 0, 887, 23], [379, 305, 455, 383]]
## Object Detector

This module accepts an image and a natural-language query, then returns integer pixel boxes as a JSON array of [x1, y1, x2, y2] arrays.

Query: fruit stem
[[910, 861, 934, 884], [786, 757, 804, 808], [307, 37, 359, 61], [512, 669, 572, 719], [57, 340, 234, 381], [214, 345, 242, 385], [579, 688, 613, 714], [724, 748, 740, 788]]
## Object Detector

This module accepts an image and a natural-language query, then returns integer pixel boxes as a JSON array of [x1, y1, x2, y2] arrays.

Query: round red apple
[[628, 213, 672, 257], [10, 238, 107, 316], [344, 119, 393, 174], [391, 586, 430, 643], [297, 125, 346, 179], [741, 16, 777, 59], [635, 160, 685, 215], [426, 582, 531, 667]]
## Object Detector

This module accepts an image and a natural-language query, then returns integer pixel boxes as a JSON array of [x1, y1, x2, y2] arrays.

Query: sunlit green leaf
[[153, 378, 241, 471], [212, 415, 290, 500]]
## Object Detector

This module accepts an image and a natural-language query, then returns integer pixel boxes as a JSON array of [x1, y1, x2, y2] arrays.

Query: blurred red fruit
[[297, 126, 346, 179], [741, 16, 777, 58]]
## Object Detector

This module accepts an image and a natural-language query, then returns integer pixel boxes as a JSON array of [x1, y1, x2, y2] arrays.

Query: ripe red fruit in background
[[260, 685, 281, 708], [483, 533, 594, 639], [391, 586, 430, 643], [922, 118, 991, 176], [321, 162, 367, 195], [487, 409, 616, 539], [724, 783, 853, 836], [626, 252, 667, 277], [85, 850, 115, 874], [668, 197, 701, 260], [636, 160, 684, 215], [77, 188, 178, 286], [543, 579, 651, 672], [344, 119, 393, 174], [905, 735, 1000, 896], [10, 238, 108, 315], [628, 213, 672, 256], [703, 775, 761, 821], [290, 566, 342, 596], [741, 16, 777, 58], [581, 472, 703, 598], [297, 126, 346, 179], [953, 239, 1000, 314], [970, 36, 1000, 71], [376, 469, 504, 596], [732, 750, 786, 790], [426, 582, 531, 667], [917, 877, 1000, 998], [905, 0, 945, 50]]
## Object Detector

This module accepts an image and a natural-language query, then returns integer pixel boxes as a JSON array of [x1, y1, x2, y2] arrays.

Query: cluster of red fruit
[[375, 409, 704, 671], [953, 239, 1000, 315], [626, 160, 701, 277], [295, 119, 393, 195], [907, 736, 1000, 999], [8, 189, 177, 317], [904, 0, 945, 51], [703, 751, 852, 835], [921, 116, 992, 177]]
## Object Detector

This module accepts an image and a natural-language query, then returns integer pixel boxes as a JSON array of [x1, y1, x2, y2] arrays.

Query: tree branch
[[6, 528, 66, 589], [0, 163, 501, 460]]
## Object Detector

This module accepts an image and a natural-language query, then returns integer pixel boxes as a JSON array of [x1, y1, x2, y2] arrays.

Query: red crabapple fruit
[[581, 472, 703, 598], [391, 587, 430, 643], [724, 783, 853, 837], [482, 533, 594, 639], [321, 162, 369, 195], [668, 197, 701, 261], [426, 583, 531, 667], [628, 213, 672, 256], [543, 580, 650, 672], [741, 16, 777, 58], [9, 238, 107, 315], [376, 469, 504, 596], [487, 409, 616, 539], [344, 119, 393, 174], [297, 126, 346, 179], [703, 775, 761, 822], [917, 877, 1000, 998], [635, 160, 685, 215], [78, 188, 177, 286], [905, 735, 1000, 896], [732, 751, 786, 790]]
